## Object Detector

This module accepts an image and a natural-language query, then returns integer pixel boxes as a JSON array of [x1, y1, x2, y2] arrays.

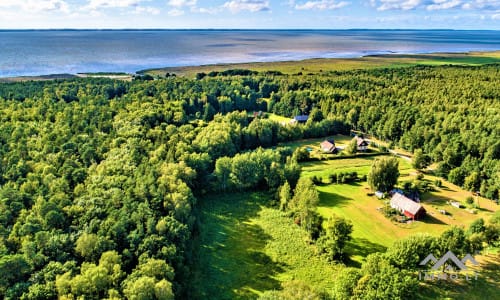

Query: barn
[[390, 193, 426, 220]]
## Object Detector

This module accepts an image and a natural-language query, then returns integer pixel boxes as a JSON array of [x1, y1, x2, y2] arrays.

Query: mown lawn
[[188, 192, 340, 299], [266, 113, 292, 123], [301, 155, 499, 265], [277, 135, 361, 160]]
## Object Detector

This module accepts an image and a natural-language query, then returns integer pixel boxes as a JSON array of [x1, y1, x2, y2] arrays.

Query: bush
[[466, 196, 474, 205], [311, 176, 322, 185], [434, 179, 442, 188], [293, 147, 310, 162], [329, 173, 338, 184]]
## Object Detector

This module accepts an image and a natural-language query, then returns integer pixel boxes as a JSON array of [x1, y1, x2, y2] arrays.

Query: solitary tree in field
[[367, 157, 400, 192], [289, 177, 321, 237], [317, 214, 353, 261]]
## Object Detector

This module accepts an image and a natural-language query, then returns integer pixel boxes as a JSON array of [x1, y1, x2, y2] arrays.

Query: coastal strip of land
[[1, 51, 499, 82], [140, 50, 500, 78]]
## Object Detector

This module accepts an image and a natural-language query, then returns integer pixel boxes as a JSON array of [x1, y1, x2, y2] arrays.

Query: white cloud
[[168, 8, 185, 16], [462, 0, 500, 9], [294, 0, 350, 10], [190, 6, 222, 14], [168, 0, 197, 7], [377, 0, 422, 11], [222, 0, 271, 13], [0, 0, 69, 13], [168, 0, 219, 14], [427, 0, 461, 10], [86, 0, 143, 10], [134, 6, 161, 14], [374, 0, 499, 10], [82, 0, 160, 16]]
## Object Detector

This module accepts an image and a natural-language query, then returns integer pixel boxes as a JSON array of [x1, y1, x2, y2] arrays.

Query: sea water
[[0, 29, 499, 77]]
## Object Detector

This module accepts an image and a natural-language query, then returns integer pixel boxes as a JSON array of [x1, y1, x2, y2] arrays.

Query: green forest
[[0, 63, 499, 299]]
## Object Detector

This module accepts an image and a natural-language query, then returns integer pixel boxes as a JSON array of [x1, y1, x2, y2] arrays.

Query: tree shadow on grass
[[345, 237, 387, 268], [189, 193, 285, 300], [318, 190, 353, 208], [423, 214, 447, 225]]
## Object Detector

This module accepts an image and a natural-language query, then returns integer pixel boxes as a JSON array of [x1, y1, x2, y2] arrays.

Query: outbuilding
[[390, 193, 426, 220]]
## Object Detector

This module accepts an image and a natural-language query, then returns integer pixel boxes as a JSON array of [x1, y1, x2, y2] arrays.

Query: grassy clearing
[[189, 192, 340, 299], [276, 134, 380, 160], [188, 158, 499, 299], [266, 113, 292, 123], [277, 134, 352, 151], [143, 51, 500, 77], [300, 155, 499, 265]]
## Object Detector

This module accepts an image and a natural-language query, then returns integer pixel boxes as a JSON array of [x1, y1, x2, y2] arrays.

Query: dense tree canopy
[[0, 63, 498, 298]]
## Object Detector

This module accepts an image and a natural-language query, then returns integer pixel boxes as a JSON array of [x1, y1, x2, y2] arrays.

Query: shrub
[[311, 176, 322, 185], [329, 173, 338, 184]]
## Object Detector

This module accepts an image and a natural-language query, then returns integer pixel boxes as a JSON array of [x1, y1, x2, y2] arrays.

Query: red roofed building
[[390, 193, 426, 220]]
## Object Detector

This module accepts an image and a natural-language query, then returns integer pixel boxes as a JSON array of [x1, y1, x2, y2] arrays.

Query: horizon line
[[1, 28, 499, 31]]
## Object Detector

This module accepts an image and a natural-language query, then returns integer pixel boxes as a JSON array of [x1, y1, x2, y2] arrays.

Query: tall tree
[[346, 138, 358, 155], [214, 157, 232, 192], [368, 157, 400, 192], [412, 149, 430, 170], [317, 214, 353, 261], [279, 181, 291, 211]]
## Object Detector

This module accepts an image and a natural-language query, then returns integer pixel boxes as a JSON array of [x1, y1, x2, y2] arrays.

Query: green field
[[301, 155, 499, 265], [142, 51, 500, 78], [189, 192, 340, 299], [276, 134, 381, 160], [188, 155, 499, 299], [266, 113, 292, 123]]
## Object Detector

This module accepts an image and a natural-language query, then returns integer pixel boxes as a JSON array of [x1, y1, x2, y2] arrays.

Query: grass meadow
[[188, 153, 499, 299], [143, 51, 500, 78], [189, 192, 340, 299]]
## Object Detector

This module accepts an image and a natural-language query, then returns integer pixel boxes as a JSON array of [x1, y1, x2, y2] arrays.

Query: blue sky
[[0, 0, 498, 29]]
